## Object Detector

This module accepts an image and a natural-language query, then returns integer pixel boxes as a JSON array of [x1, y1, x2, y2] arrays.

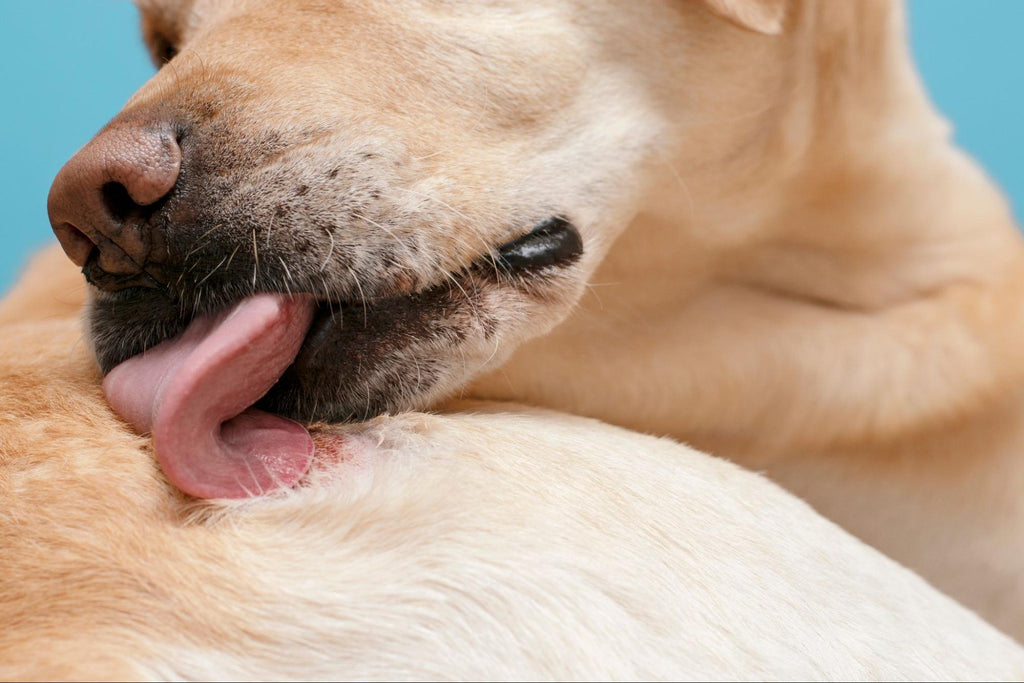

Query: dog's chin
[[89, 217, 584, 423], [255, 277, 499, 422]]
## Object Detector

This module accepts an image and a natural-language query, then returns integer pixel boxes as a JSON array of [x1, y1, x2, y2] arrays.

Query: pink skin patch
[[303, 429, 381, 494], [103, 294, 318, 499]]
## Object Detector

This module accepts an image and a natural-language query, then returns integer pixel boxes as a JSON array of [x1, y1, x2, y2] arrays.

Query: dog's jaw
[[90, 218, 586, 436]]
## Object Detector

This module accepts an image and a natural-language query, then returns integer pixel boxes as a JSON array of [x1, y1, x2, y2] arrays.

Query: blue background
[[0, 1, 1021, 293]]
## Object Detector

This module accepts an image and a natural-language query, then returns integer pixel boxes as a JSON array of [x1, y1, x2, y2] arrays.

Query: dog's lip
[[95, 217, 585, 382], [250, 219, 586, 481], [280, 217, 581, 374], [493, 217, 583, 272], [288, 218, 582, 309], [291, 302, 344, 375], [98, 216, 583, 427], [91, 217, 586, 498]]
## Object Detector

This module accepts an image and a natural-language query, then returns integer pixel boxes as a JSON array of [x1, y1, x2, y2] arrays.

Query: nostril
[[47, 124, 182, 287], [102, 181, 141, 223], [53, 222, 98, 268]]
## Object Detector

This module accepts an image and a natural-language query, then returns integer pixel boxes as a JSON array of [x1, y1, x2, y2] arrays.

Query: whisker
[[278, 257, 293, 296], [346, 265, 369, 327], [439, 267, 486, 341], [185, 223, 226, 261], [482, 334, 502, 369], [224, 244, 241, 270], [319, 274, 337, 322], [320, 229, 336, 272], [391, 186, 471, 221], [251, 227, 260, 291], [655, 147, 695, 220], [351, 211, 418, 273], [196, 254, 228, 287]]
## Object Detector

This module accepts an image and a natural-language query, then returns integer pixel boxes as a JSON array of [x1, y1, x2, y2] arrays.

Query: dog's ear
[[701, 0, 787, 35]]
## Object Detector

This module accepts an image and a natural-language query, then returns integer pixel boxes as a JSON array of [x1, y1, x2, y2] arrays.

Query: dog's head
[[48, 0, 792, 420], [46, 0, 794, 495]]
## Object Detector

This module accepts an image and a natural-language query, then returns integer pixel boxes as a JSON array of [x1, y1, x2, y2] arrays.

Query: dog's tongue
[[103, 294, 317, 499]]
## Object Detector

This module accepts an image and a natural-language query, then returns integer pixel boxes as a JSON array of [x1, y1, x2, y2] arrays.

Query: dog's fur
[[471, 1, 1024, 639], [30, 0, 1024, 651], [469, 1, 1024, 639], [3, 276, 1024, 679], [60, 0, 1024, 640]]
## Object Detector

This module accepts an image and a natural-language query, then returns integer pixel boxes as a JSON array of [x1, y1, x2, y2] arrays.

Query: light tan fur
[[2, 288, 1024, 679], [12, 0, 1024, 661], [465, 1, 1024, 636]]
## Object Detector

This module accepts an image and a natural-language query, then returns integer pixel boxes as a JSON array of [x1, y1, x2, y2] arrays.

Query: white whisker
[[251, 227, 260, 290], [347, 265, 369, 326], [320, 229, 336, 272]]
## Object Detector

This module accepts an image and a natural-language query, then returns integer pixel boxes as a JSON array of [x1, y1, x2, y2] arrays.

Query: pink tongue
[[103, 294, 317, 499]]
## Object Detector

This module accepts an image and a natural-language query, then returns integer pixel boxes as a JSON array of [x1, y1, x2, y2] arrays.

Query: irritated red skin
[[103, 294, 318, 499]]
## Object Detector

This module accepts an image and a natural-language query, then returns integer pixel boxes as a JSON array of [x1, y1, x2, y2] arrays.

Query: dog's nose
[[48, 125, 181, 289]]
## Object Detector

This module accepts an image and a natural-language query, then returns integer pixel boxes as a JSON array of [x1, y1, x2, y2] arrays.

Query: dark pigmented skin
[[54, 68, 589, 424], [496, 217, 584, 273], [40, 2, 605, 427], [257, 221, 583, 422], [92, 221, 581, 423], [85, 133, 585, 422]]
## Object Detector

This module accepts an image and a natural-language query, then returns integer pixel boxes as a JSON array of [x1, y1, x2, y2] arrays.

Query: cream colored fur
[[464, 1, 1024, 639], [1, 282, 1023, 679], [83, 0, 1024, 636], [7, 0, 1024, 673]]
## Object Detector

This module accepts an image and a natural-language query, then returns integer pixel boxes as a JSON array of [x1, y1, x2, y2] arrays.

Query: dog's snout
[[48, 125, 181, 290]]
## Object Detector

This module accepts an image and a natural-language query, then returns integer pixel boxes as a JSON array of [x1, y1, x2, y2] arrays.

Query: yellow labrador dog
[[43, 0, 1024, 639], [2, 265, 1024, 680]]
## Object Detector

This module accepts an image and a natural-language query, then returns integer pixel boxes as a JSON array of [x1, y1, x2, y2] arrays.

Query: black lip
[[261, 217, 585, 422], [496, 217, 583, 272], [290, 302, 344, 375], [94, 216, 583, 392]]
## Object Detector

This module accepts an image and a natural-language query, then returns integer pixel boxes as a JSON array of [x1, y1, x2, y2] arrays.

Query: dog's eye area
[[146, 31, 179, 67], [155, 39, 178, 65]]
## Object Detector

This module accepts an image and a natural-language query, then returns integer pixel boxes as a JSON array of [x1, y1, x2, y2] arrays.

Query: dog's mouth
[[100, 217, 582, 499]]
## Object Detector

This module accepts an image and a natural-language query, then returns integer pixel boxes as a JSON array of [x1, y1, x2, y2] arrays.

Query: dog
[[44, 0, 1024, 638], [2, 271, 1024, 680]]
